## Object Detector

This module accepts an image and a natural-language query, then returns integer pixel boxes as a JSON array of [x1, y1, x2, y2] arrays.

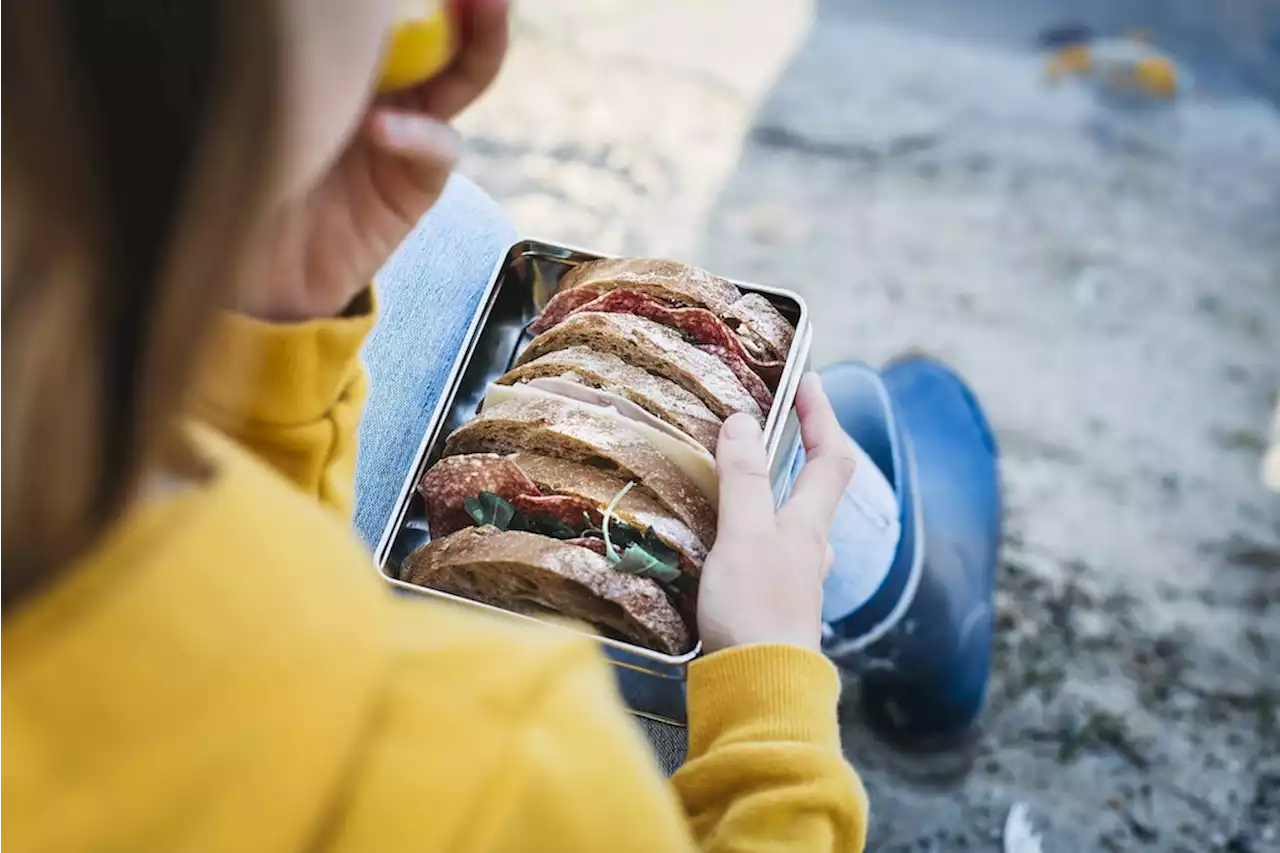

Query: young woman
[[2, 1, 870, 850]]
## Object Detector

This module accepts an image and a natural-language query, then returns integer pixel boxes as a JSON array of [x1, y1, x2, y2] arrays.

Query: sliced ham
[[522, 375, 710, 456]]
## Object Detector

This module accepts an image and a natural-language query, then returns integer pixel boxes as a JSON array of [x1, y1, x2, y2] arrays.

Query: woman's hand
[[239, 0, 510, 322], [697, 374, 857, 654]]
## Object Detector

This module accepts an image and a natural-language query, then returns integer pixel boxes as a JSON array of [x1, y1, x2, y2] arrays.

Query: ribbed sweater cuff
[[686, 644, 842, 757]]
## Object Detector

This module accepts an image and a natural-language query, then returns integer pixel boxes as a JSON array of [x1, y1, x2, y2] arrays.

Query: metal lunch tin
[[373, 239, 812, 725]]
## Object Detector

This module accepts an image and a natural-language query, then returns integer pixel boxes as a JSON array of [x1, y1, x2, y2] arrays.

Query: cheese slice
[[483, 382, 719, 500], [522, 375, 707, 455]]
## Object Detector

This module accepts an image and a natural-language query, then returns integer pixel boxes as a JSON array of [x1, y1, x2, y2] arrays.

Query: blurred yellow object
[[1046, 44, 1093, 83], [377, 0, 454, 94], [1132, 56, 1177, 98], [1045, 38, 1180, 100]]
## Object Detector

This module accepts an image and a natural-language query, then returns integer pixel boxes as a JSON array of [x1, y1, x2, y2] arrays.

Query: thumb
[[714, 413, 776, 541]]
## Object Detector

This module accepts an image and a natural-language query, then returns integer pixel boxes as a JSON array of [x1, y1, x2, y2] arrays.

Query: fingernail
[[723, 412, 758, 440], [800, 372, 821, 394], [381, 114, 417, 143], [383, 114, 460, 156]]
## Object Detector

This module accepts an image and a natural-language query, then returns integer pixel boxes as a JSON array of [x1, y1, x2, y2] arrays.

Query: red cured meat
[[696, 344, 774, 411], [527, 286, 605, 334], [418, 454, 540, 537], [420, 457, 707, 582], [509, 493, 602, 529], [562, 289, 785, 390]]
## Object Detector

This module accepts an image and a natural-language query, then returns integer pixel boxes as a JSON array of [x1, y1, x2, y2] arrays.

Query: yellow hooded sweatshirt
[[2, 299, 868, 853]]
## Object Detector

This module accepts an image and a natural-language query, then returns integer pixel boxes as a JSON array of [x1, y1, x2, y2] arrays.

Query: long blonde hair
[[3, 2, 283, 605]]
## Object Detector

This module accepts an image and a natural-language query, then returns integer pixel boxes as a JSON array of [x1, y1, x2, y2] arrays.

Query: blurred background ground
[[454, 2, 1280, 850]]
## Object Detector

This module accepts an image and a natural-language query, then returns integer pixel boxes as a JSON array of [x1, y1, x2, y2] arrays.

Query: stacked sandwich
[[402, 258, 796, 654]]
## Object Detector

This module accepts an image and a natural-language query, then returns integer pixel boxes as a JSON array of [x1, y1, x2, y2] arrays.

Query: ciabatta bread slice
[[416, 452, 708, 576], [444, 395, 717, 547], [481, 383, 718, 501], [722, 293, 795, 362], [403, 527, 691, 654], [507, 452, 708, 576], [555, 257, 741, 314], [516, 312, 764, 424], [497, 346, 723, 452], [533, 258, 795, 361]]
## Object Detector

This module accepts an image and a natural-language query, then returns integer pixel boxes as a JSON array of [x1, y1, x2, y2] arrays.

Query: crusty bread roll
[[445, 395, 717, 548], [544, 257, 795, 360], [498, 346, 723, 452], [403, 527, 691, 655], [556, 257, 742, 315], [416, 452, 708, 577], [517, 313, 764, 424]]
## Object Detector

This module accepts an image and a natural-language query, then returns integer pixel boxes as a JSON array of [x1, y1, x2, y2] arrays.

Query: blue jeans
[[356, 175, 900, 626], [354, 176, 518, 546]]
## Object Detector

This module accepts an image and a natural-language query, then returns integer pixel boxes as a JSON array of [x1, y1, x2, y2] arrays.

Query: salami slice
[[517, 500, 704, 581], [509, 493, 602, 530], [696, 344, 774, 411], [528, 286, 604, 334], [417, 454, 540, 538], [562, 289, 786, 390]]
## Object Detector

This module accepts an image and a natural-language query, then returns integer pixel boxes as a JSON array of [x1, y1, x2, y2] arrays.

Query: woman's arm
[[474, 645, 867, 853], [321, 611, 865, 853], [674, 646, 867, 849]]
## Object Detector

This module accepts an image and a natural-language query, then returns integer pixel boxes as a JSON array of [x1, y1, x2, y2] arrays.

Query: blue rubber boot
[[816, 357, 1001, 750]]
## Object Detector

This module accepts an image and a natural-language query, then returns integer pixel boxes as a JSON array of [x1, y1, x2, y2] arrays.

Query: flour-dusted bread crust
[[516, 313, 764, 424], [722, 292, 796, 362], [444, 395, 717, 548], [506, 452, 708, 577], [403, 527, 691, 655], [556, 257, 742, 315], [416, 451, 708, 576], [497, 346, 723, 452], [535, 258, 796, 364]]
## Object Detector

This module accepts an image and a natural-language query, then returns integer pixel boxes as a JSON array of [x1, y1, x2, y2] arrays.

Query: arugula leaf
[[527, 513, 578, 540], [641, 527, 681, 566], [464, 491, 516, 530], [461, 492, 685, 591], [613, 544, 681, 583], [462, 493, 601, 542]]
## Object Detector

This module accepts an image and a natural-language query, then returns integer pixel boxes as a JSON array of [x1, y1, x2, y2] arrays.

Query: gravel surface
[[456, 2, 1280, 849]]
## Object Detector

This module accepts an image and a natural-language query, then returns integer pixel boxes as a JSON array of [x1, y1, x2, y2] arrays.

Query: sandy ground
[[455, 2, 1280, 849]]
